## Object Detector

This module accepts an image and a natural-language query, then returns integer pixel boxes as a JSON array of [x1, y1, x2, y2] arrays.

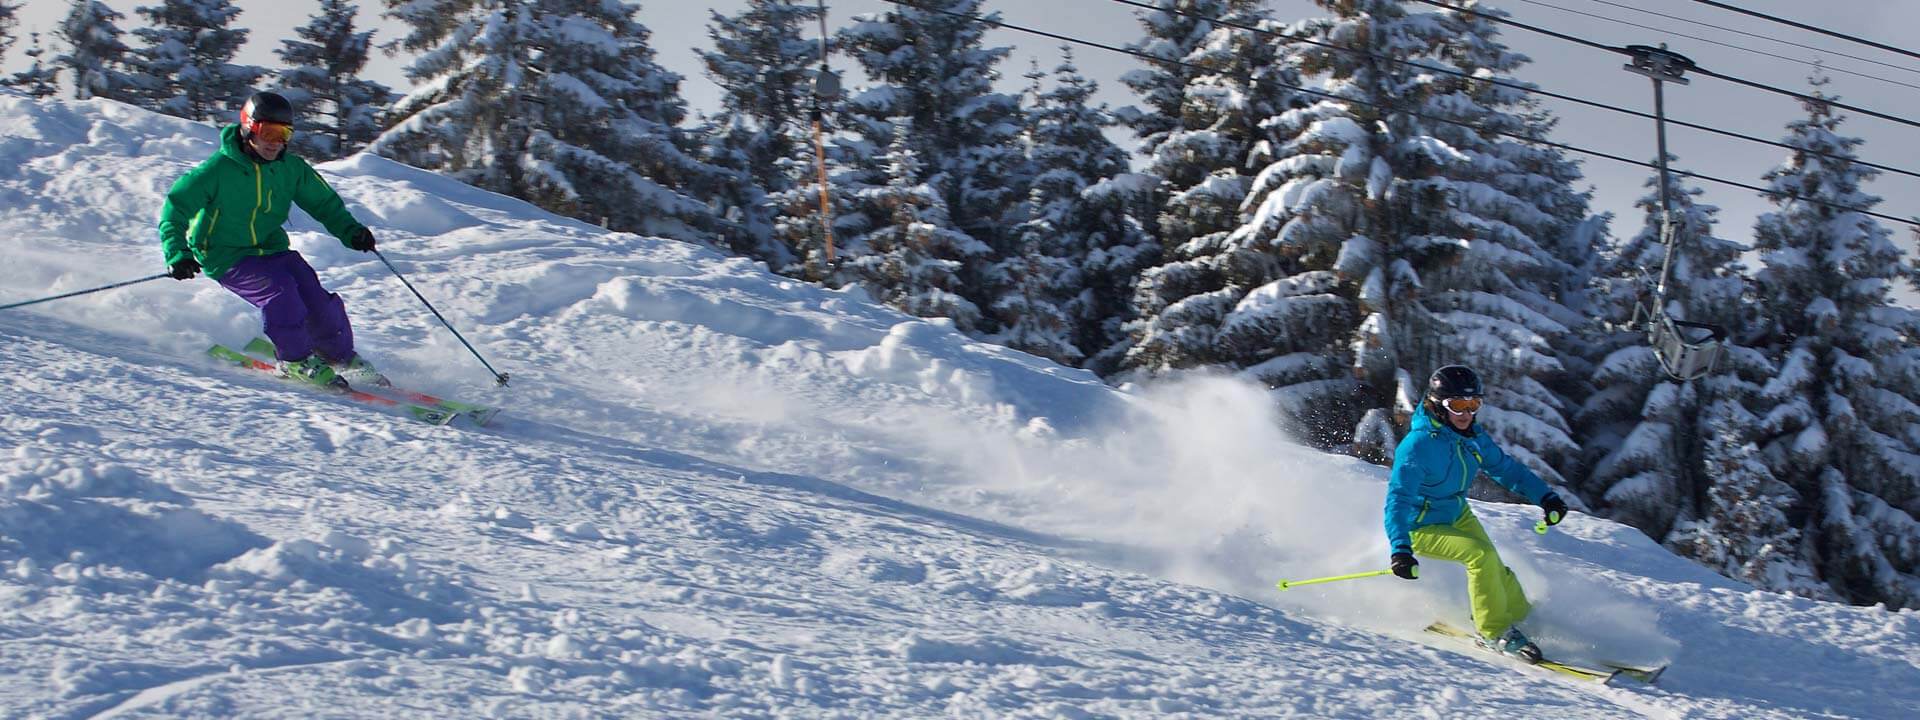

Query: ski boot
[[1480, 626, 1544, 664], [330, 354, 390, 387], [279, 355, 348, 390]]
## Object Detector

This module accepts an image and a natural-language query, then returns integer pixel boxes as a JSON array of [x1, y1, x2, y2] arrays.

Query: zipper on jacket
[[193, 209, 220, 250], [1450, 438, 1488, 496], [249, 164, 262, 247], [1455, 442, 1471, 495]]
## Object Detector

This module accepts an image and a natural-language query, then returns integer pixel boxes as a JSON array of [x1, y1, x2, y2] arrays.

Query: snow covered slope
[[2, 94, 1916, 718]]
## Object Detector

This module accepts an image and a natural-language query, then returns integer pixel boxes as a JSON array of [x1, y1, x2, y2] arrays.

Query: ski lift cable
[[1104, 0, 1920, 183], [876, 0, 1920, 229], [1523, 0, 1920, 89], [1412, 0, 1920, 134], [1404, 0, 1623, 55], [1687, 0, 1920, 66], [1591, 0, 1920, 78]]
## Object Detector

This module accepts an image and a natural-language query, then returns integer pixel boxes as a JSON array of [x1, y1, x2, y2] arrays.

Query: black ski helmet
[[1427, 365, 1484, 399], [238, 91, 295, 138]]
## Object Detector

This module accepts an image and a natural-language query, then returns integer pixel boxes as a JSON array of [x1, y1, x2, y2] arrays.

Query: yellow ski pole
[[1275, 568, 1405, 591]]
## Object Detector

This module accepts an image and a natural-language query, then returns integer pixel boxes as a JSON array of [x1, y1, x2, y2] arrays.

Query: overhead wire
[[1587, 0, 1920, 77], [1519, 0, 1920, 92], [1687, 0, 1920, 66], [1409, 0, 1920, 134], [873, 0, 1916, 228], [1103, 0, 1920, 183]]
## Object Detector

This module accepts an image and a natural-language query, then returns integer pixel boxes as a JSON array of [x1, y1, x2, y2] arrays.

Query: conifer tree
[[699, 0, 825, 266], [990, 221, 1082, 364], [375, 0, 722, 244], [54, 0, 138, 103], [1578, 160, 1762, 541], [1667, 398, 1829, 599], [838, 0, 1025, 332], [1117, 0, 1291, 381], [1077, 173, 1163, 375], [1006, 49, 1154, 368], [132, 0, 263, 120], [1142, 0, 1594, 467], [1115, 0, 1249, 168], [1749, 80, 1920, 608], [841, 123, 988, 328], [8, 31, 61, 99], [276, 0, 396, 159], [988, 60, 1082, 364], [0, 2, 17, 62], [1438, 1, 1600, 474]]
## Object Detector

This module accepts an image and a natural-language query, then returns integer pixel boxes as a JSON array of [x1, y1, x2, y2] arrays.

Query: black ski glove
[[1541, 494, 1569, 527], [1391, 552, 1419, 580], [168, 258, 200, 280], [350, 227, 376, 252]]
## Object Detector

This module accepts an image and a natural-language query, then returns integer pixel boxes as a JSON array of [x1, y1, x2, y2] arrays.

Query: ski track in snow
[[3, 95, 1919, 719]]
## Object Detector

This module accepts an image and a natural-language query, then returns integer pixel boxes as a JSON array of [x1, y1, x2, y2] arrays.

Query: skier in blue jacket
[[1385, 365, 1570, 663]]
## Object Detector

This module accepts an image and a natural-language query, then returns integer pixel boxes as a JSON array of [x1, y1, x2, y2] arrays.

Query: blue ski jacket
[[1384, 406, 1559, 558]]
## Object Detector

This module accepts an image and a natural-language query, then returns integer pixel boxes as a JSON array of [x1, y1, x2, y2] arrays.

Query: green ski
[[245, 337, 500, 426], [208, 344, 456, 425]]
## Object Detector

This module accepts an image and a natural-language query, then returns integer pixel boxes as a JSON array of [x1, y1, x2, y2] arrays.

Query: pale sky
[[9, 0, 1919, 306]]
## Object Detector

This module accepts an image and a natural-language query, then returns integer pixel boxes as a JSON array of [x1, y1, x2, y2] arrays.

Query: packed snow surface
[[3, 95, 1916, 718]]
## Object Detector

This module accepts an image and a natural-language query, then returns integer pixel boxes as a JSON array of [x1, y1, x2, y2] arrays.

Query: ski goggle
[[1440, 397, 1483, 415], [247, 120, 294, 143]]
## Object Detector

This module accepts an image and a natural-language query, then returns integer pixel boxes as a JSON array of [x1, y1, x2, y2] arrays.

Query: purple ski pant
[[217, 251, 354, 363]]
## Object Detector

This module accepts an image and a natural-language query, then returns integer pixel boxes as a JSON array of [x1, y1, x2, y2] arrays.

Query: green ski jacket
[[158, 125, 366, 280]]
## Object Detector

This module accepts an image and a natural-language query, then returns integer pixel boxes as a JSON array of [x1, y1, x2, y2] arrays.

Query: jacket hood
[[1411, 404, 1439, 433]]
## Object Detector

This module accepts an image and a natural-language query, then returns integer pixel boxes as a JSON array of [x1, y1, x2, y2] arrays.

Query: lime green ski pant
[[1412, 507, 1531, 639]]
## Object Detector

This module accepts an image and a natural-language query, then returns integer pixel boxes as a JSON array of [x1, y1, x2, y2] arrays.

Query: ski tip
[[1612, 664, 1666, 685]]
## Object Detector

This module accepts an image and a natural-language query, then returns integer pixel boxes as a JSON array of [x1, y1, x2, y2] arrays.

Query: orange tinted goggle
[[1441, 397, 1483, 415], [248, 121, 294, 143]]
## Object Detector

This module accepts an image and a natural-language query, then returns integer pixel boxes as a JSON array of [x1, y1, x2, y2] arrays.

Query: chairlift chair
[[1622, 43, 1727, 382], [1648, 307, 1726, 381]]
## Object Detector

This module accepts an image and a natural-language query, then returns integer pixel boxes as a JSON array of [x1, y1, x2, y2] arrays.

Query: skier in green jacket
[[158, 91, 383, 388]]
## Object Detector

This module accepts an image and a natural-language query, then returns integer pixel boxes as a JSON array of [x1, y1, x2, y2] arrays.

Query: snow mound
[[0, 446, 261, 582]]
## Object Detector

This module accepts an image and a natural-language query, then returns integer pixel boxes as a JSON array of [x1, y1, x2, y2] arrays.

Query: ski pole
[[1276, 568, 1402, 591], [0, 273, 170, 312], [372, 249, 510, 386]]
